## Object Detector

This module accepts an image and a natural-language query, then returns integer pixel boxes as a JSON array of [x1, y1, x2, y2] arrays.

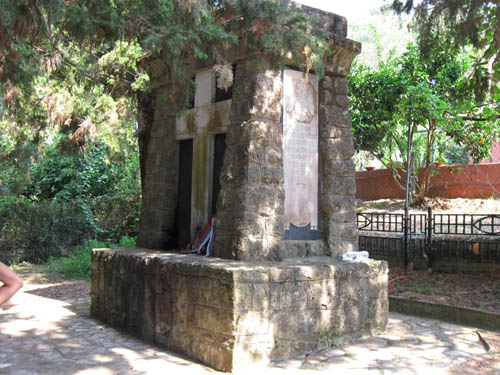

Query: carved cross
[[176, 69, 231, 243]]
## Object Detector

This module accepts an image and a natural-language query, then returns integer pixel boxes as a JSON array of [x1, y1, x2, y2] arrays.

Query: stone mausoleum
[[91, 4, 388, 372]]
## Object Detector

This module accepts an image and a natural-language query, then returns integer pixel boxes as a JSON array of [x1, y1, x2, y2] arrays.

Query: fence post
[[426, 206, 433, 271], [403, 216, 409, 271]]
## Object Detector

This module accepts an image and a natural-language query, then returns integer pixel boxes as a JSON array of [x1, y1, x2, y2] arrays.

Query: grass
[[45, 236, 136, 280]]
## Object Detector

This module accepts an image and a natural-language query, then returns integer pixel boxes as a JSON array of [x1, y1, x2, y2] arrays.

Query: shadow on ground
[[0, 292, 220, 375]]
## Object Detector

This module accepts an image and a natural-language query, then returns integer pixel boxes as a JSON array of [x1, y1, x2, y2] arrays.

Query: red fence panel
[[356, 163, 500, 200]]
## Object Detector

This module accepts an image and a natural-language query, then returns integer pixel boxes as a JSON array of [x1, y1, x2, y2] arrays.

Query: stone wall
[[136, 85, 180, 249], [91, 248, 388, 372]]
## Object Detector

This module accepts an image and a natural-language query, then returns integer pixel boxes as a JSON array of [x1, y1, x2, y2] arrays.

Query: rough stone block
[[252, 283, 270, 310], [234, 282, 254, 310], [322, 175, 357, 195], [154, 92, 181, 121], [279, 281, 309, 310], [332, 77, 349, 95], [195, 305, 234, 335], [226, 120, 279, 147], [264, 145, 283, 165], [91, 249, 388, 373], [322, 158, 356, 176], [230, 95, 281, 122], [260, 164, 284, 185], [269, 267, 295, 283], [220, 161, 262, 187], [320, 125, 353, 140], [150, 118, 176, 138], [320, 89, 334, 106], [322, 139, 356, 161], [294, 263, 333, 281], [233, 270, 270, 283], [327, 239, 358, 257], [217, 186, 281, 218], [321, 194, 356, 214], [308, 279, 336, 309], [320, 105, 352, 128], [333, 94, 350, 109]]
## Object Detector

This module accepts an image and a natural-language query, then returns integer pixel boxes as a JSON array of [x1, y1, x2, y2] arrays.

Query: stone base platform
[[90, 249, 388, 372]]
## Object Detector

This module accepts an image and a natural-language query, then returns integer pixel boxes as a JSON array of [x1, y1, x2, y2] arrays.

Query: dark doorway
[[177, 139, 193, 248], [211, 134, 226, 215]]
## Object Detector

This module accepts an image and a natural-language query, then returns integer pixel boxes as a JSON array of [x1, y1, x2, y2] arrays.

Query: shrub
[[0, 140, 141, 265], [0, 197, 94, 264], [47, 236, 136, 279]]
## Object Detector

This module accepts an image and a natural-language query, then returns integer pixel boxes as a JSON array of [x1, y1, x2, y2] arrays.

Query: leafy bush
[[0, 197, 95, 264], [24, 142, 119, 201], [0, 138, 141, 265], [47, 237, 136, 279]]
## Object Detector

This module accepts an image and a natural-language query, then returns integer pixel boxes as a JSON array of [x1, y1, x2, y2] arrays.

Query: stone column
[[213, 59, 284, 260], [136, 86, 180, 249], [320, 42, 361, 257]]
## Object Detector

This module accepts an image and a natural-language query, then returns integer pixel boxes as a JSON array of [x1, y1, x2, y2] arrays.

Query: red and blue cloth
[[195, 215, 214, 257]]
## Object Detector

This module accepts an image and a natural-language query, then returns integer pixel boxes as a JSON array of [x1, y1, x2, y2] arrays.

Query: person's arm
[[0, 262, 23, 305]]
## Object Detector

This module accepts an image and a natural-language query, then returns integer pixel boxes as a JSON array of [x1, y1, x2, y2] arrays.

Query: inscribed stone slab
[[283, 69, 319, 230]]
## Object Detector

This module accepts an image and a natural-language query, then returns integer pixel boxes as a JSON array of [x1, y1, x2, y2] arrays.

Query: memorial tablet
[[283, 69, 319, 233]]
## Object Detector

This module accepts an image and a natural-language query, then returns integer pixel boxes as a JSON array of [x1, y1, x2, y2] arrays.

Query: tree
[[349, 40, 499, 202], [1, 0, 330, 189], [390, 0, 500, 115]]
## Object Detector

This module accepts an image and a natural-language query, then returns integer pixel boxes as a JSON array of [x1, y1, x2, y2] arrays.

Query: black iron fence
[[358, 207, 500, 267]]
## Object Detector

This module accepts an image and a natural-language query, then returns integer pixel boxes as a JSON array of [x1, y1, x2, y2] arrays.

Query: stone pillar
[[136, 86, 180, 249], [213, 60, 284, 260], [320, 43, 361, 257]]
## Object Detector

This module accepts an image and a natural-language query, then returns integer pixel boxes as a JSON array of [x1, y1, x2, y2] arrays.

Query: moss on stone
[[185, 110, 196, 135], [193, 136, 209, 215]]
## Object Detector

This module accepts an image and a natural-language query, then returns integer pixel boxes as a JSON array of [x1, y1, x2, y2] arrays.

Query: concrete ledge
[[91, 248, 388, 372], [389, 296, 500, 332]]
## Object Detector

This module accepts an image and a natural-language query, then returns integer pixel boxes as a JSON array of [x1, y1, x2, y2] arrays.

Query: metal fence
[[358, 207, 500, 266]]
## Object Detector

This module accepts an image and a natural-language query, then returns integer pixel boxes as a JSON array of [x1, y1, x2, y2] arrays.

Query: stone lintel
[[91, 248, 388, 372]]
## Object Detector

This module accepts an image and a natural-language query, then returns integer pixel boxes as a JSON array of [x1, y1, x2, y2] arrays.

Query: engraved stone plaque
[[283, 69, 319, 231]]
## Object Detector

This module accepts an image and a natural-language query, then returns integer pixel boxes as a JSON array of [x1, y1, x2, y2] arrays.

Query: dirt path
[[357, 197, 500, 214], [13, 264, 90, 302]]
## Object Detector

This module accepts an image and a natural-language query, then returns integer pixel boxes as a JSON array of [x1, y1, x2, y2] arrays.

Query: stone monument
[[91, 4, 388, 372]]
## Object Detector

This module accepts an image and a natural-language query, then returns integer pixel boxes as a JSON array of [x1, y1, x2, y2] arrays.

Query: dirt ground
[[14, 264, 90, 302], [357, 196, 500, 214], [389, 267, 500, 313], [361, 197, 500, 314]]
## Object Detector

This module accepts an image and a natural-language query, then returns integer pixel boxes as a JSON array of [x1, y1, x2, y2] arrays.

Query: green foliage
[[47, 245, 93, 280], [0, 136, 140, 265], [350, 41, 499, 164], [47, 236, 136, 279], [24, 142, 118, 201], [1, 0, 329, 136], [349, 4, 415, 68], [0, 0, 331, 265], [391, 0, 500, 117], [349, 40, 499, 200], [0, 197, 95, 264], [349, 61, 406, 152]]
